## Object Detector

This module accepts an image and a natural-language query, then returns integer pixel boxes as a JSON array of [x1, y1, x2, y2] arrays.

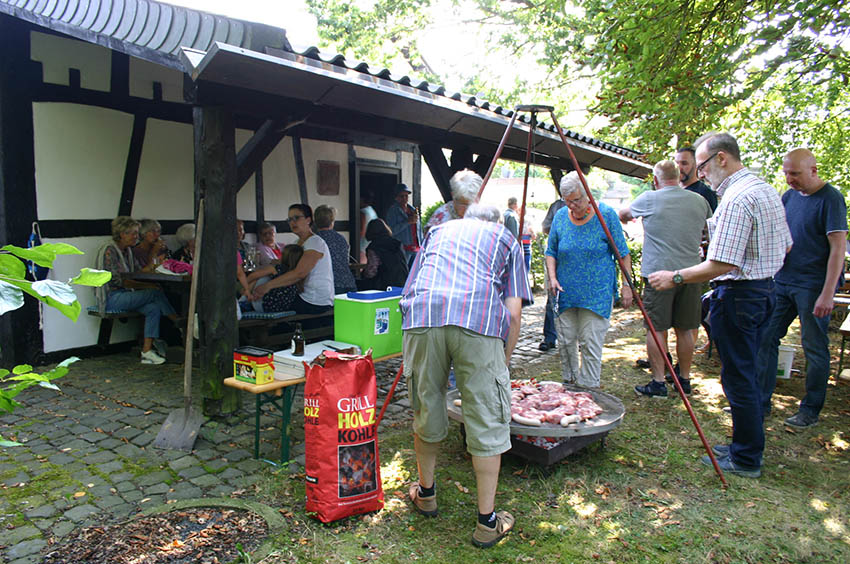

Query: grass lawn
[[253, 310, 850, 563]]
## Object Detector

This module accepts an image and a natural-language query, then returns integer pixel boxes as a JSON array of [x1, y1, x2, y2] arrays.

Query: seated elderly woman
[[255, 221, 283, 267], [133, 219, 170, 270], [546, 172, 633, 388], [358, 219, 409, 290], [95, 217, 180, 365], [424, 169, 480, 233], [249, 204, 334, 315], [313, 205, 357, 294], [173, 223, 196, 264]]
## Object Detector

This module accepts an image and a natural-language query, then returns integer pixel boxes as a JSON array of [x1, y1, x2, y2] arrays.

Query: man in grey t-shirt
[[620, 160, 711, 398]]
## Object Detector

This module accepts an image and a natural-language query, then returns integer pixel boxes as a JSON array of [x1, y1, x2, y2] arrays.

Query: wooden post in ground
[[193, 105, 239, 416], [0, 15, 41, 365]]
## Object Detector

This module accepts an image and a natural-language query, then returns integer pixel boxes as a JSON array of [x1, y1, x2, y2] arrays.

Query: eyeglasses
[[564, 195, 586, 207], [696, 152, 719, 174], [288, 215, 305, 222]]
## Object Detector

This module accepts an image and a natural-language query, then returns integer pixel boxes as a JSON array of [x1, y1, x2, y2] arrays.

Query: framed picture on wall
[[317, 160, 340, 195]]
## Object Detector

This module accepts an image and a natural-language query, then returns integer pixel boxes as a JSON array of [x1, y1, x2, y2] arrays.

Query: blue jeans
[[543, 293, 558, 344], [106, 289, 176, 339], [710, 279, 775, 468], [757, 282, 831, 418]]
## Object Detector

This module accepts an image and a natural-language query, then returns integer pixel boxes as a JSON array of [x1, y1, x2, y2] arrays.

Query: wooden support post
[[419, 144, 452, 202], [193, 105, 239, 416], [0, 16, 41, 365], [292, 135, 309, 205]]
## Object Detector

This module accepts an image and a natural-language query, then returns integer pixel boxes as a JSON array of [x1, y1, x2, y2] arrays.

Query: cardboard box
[[273, 340, 361, 381], [334, 289, 402, 358], [233, 346, 275, 385]]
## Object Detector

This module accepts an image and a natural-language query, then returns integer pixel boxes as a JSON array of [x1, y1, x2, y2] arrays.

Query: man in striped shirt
[[401, 171, 532, 547], [649, 132, 792, 478]]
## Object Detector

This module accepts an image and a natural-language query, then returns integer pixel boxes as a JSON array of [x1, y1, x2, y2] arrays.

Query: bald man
[[620, 160, 711, 398], [757, 148, 847, 429]]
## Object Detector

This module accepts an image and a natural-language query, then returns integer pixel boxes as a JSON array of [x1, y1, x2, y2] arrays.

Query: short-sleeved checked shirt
[[707, 169, 792, 281], [400, 218, 532, 342]]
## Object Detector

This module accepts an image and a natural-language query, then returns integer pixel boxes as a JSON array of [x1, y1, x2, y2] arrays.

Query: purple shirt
[[400, 218, 532, 342]]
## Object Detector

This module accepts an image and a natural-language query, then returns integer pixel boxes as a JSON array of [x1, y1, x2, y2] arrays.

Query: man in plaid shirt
[[649, 132, 792, 478], [401, 171, 532, 547]]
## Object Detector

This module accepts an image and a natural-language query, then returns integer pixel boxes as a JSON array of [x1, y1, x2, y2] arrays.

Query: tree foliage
[[307, 0, 850, 183]]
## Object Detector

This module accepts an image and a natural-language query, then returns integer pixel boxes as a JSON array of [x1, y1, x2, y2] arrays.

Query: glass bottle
[[292, 323, 305, 356]]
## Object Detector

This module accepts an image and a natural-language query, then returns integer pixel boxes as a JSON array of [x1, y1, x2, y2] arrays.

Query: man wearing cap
[[386, 183, 423, 267]]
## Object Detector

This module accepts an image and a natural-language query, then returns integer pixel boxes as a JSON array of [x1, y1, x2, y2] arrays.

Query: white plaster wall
[[33, 103, 133, 219], [261, 137, 299, 221], [301, 139, 349, 219], [30, 32, 111, 91], [236, 129, 257, 221], [129, 58, 184, 103], [354, 146, 397, 163], [133, 119, 194, 219], [41, 236, 143, 353]]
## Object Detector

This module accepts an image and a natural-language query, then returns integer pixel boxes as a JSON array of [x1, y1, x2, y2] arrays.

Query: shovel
[[154, 199, 206, 450]]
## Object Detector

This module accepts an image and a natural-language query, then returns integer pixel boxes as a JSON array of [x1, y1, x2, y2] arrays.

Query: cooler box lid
[[341, 287, 403, 301]]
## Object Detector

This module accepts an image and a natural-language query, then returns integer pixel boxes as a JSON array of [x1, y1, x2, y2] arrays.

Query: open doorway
[[360, 169, 401, 219]]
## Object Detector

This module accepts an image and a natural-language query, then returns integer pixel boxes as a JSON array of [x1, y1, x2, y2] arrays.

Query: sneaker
[[671, 377, 691, 395], [711, 444, 730, 457], [140, 349, 166, 365], [634, 380, 667, 398], [665, 363, 681, 383], [538, 341, 556, 352], [472, 510, 515, 548], [408, 483, 437, 517], [784, 411, 818, 429], [722, 406, 732, 414], [701, 454, 761, 478]]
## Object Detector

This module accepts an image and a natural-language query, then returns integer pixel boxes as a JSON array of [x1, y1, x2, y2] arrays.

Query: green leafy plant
[[0, 243, 111, 321], [0, 243, 110, 446], [0, 358, 78, 446]]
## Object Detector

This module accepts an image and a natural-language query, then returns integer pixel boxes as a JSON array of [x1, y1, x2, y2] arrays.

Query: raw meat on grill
[[509, 380, 603, 427]]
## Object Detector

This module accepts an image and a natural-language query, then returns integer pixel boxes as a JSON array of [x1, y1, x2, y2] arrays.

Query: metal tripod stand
[[477, 104, 728, 488]]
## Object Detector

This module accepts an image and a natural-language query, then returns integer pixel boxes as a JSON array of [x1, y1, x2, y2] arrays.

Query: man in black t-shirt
[[675, 147, 718, 212]]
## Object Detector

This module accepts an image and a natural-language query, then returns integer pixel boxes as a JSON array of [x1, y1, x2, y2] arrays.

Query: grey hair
[[559, 171, 583, 199], [449, 170, 482, 203], [111, 216, 140, 242], [175, 223, 196, 246], [138, 218, 161, 236], [695, 131, 741, 161], [464, 203, 501, 223], [653, 160, 679, 182]]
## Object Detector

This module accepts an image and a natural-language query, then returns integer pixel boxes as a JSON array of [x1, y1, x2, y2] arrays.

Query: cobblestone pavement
[[0, 296, 638, 563]]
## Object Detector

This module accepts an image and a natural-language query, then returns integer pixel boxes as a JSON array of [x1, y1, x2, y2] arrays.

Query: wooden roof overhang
[[180, 43, 652, 179]]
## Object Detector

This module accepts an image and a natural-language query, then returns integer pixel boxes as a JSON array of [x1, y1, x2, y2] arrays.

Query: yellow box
[[233, 346, 275, 385]]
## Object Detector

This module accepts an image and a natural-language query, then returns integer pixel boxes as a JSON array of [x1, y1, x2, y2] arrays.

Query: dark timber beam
[[472, 153, 494, 179], [420, 144, 452, 202], [193, 105, 239, 416], [292, 135, 309, 205], [235, 118, 287, 191], [0, 16, 41, 365], [118, 114, 147, 216]]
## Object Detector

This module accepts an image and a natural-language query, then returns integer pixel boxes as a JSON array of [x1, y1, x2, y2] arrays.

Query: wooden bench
[[238, 310, 334, 348], [87, 307, 143, 347]]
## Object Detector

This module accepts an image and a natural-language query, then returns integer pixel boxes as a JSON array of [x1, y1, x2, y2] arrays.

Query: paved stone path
[[0, 297, 638, 563]]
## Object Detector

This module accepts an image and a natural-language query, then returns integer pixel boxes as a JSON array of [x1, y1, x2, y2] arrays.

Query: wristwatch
[[672, 271, 684, 285]]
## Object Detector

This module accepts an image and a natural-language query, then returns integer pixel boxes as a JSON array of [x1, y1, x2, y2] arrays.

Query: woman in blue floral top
[[545, 172, 633, 388]]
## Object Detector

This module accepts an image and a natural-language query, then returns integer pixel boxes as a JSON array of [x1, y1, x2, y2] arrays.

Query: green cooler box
[[334, 288, 403, 358]]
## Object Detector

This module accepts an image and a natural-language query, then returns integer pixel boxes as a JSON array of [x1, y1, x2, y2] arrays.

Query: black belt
[[710, 277, 772, 289]]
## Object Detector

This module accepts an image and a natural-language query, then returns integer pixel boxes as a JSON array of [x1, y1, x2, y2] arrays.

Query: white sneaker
[[141, 349, 166, 365]]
